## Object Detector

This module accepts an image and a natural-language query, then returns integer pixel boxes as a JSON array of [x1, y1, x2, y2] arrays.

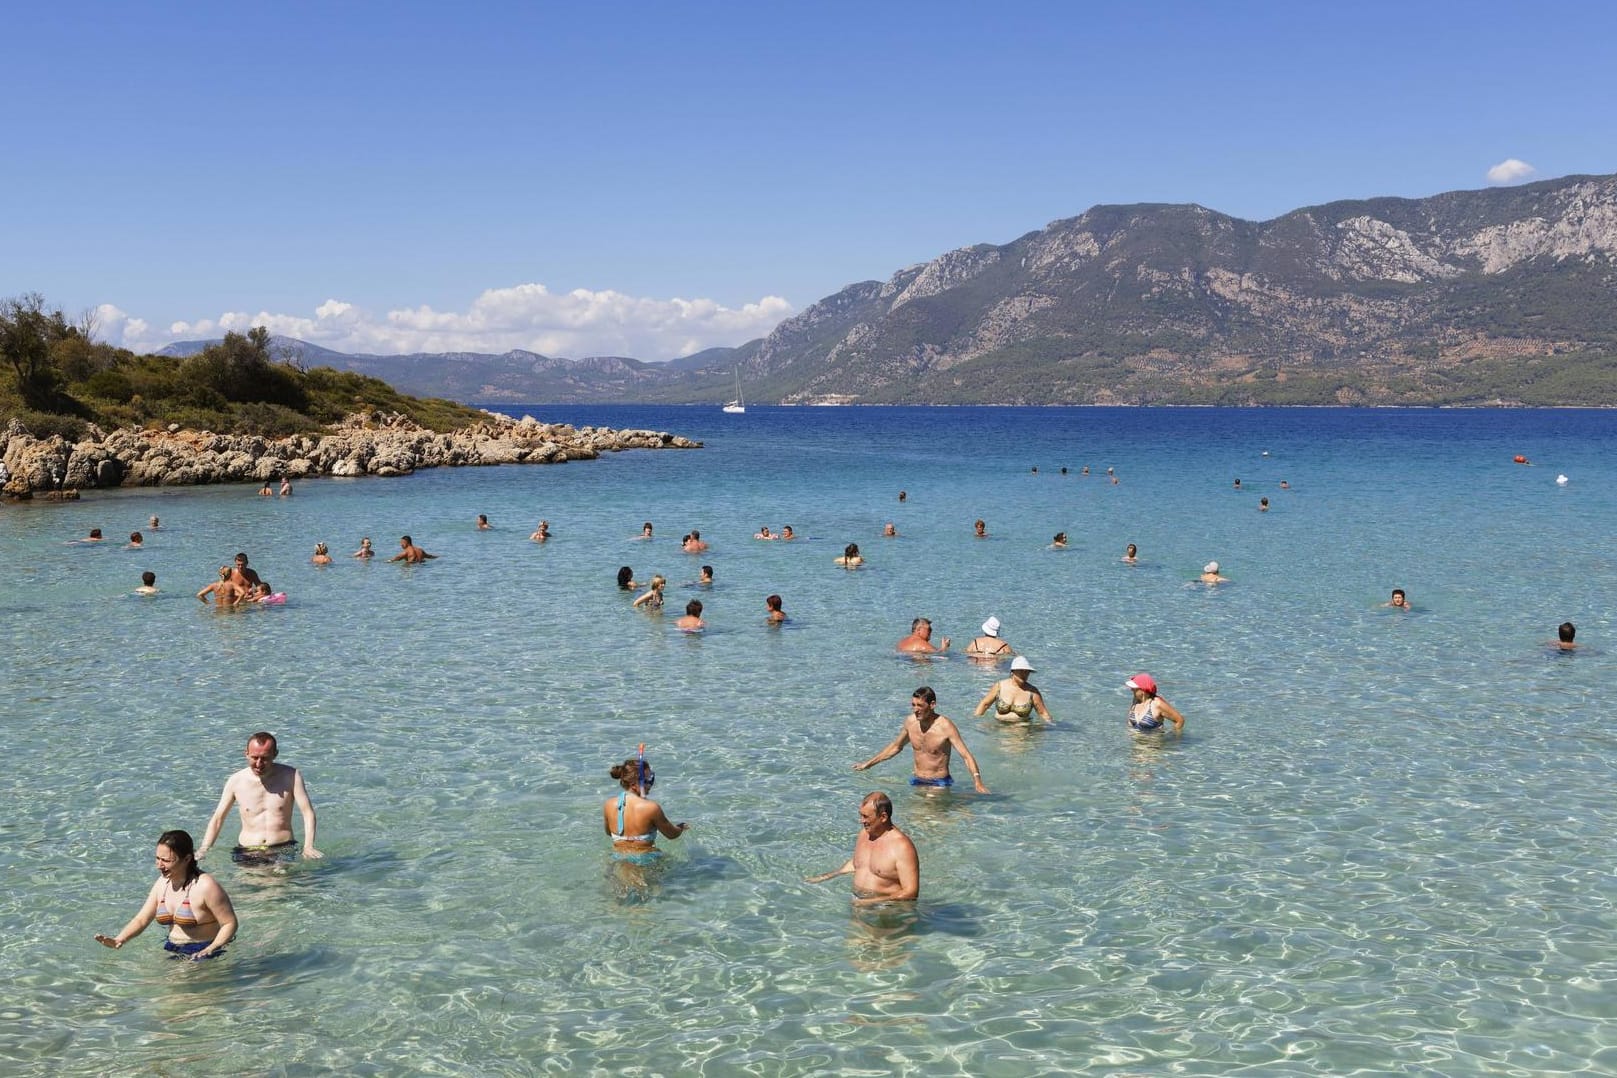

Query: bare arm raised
[[852, 726, 911, 772], [94, 878, 161, 949]]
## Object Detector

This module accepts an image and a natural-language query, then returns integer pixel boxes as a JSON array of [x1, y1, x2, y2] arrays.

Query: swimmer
[[1556, 622, 1577, 651], [1233, 478, 1241, 490], [148, 516, 160, 529], [197, 566, 241, 605], [127, 531, 143, 548], [698, 565, 714, 587], [530, 520, 551, 542], [974, 655, 1053, 724], [389, 535, 437, 563], [897, 491, 907, 502], [805, 791, 919, 906], [1199, 561, 1229, 585], [1279, 480, 1290, 490], [897, 617, 949, 654], [95, 829, 237, 961], [81, 528, 104, 543], [279, 477, 292, 496], [754, 526, 775, 540], [135, 571, 159, 595], [853, 687, 987, 793], [882, 522, 898, 538], [476, 514, 492, 530], [604, 749, 689, 861], [1259, 497, 1269, 512], [617, 566, 640, 591], [765, 594, 786, 624], [684, 531, 708, 553], [258, 481, 272, 496], [1383, 588, 1410, 610], [353, 537, 374, 559], [835, 543, 864, 568], [228, 553, 262, 591], [1051, 532, 1067, 549], [1125, 673, 1185, 734], [311, 542, 332, 565], [676, 599, 706, 631], [780, 525, 795, 541], [636, 522, 654, 540], [1081, 466, 1090, 476], [973, 519, 987, 538], [963, 617, 1012, 661], [1123, 543, 1138, 564], [198, 732, 323, 863], [632, 575, 666, 610]]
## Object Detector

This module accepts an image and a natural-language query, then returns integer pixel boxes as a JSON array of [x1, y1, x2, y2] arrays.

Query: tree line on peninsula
[[0, 293, 484, 442]]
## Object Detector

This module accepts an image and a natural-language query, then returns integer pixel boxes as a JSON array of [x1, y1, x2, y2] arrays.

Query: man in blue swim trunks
[[853, 687, 988, 793], [198, 732, 324, 865]]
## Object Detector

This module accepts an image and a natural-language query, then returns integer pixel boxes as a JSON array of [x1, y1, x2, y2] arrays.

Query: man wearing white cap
[[963, 616, 1012, 660], [1199, 561, 1229, 585], [974, 655, 1053, 724], [1124, 673, 1185, 734]]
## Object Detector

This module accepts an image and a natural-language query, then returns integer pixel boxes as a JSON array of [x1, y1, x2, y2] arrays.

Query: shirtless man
[[228, 553, 263, 592], [805, 791, 919, 906], [896, 617, 949, 654], [198, 732, 322, 864], [853, 687, 988, 793], [389, 535, 437, 563], [676, 599, 706, 631]]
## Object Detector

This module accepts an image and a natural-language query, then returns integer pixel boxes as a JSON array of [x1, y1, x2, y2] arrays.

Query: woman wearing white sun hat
[[975, 655, 1053, 724]]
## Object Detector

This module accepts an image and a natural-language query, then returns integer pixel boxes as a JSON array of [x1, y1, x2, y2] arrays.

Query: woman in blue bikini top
[[603, 751, 690, 854]]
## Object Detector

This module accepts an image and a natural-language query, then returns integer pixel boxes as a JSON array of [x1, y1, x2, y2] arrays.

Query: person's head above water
[[610, 755, 656, 792]]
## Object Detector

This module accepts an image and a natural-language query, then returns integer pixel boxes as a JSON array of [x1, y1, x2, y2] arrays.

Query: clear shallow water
[[3, 406, 1616, 1075]]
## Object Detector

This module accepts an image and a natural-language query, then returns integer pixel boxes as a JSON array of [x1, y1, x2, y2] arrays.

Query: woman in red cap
[[1125, 673, 1185, 734]]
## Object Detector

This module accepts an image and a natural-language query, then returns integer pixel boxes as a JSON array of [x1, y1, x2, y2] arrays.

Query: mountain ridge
[[158, 173, 1617, 406]]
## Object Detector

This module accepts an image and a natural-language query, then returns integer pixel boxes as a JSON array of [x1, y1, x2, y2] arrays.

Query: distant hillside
[[159, 173, 1617, 406]]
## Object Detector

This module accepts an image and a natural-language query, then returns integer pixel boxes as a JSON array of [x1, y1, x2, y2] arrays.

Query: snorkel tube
[[637, 742, 648, 796]]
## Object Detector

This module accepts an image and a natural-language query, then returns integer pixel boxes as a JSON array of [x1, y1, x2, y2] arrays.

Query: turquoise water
[[3, 406, 1615, 1075]]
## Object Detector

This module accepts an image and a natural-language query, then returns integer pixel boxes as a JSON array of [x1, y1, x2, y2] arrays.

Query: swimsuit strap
[[617, 791, 628, 837]]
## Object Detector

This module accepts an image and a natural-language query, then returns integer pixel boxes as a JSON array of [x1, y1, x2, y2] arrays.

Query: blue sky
[[4, 1, 1613, 360]]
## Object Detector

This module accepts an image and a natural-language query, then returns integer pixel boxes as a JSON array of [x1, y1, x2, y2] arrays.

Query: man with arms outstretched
[[199, 732, 323, 865]]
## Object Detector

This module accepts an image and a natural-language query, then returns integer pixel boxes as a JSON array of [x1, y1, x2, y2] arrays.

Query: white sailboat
[[722, 368, 745, 414]]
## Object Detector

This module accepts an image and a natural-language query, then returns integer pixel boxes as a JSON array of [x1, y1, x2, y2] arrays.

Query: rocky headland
[[0, 411, 700, 500]]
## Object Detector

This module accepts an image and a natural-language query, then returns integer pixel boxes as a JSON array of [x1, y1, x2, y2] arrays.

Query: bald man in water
[[806, 791, 919, 906]]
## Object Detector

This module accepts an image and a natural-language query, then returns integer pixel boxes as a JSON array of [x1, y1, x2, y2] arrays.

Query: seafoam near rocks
[[0, 411, 700, 499]]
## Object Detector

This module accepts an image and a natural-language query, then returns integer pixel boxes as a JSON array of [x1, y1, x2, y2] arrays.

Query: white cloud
[[1486, 158, 1536, 185], [109, 285, 795, 360]]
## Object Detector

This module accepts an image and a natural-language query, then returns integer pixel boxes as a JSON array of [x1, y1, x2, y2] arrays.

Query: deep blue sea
[[3, 406, 1615, 1075]]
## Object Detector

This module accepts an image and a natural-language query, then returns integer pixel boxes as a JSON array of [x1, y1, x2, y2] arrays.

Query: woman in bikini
[[603, 751, 689, 863], [963, 616, 1013, 661], [95, 829, 237, 960], [974, 655, 1053, 724], [632, 574, 666, 610], [1123, 673, 1185, 734]]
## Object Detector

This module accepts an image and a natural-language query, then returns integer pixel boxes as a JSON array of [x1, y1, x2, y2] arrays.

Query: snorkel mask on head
[[637, 743, 654, 795]]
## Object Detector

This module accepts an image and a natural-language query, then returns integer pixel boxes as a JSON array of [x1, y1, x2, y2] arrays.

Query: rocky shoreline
[[0, 410, 701, 499]]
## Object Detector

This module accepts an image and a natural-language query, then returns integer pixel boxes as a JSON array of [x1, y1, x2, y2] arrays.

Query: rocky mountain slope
[[164, 173, 1617, 405]]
